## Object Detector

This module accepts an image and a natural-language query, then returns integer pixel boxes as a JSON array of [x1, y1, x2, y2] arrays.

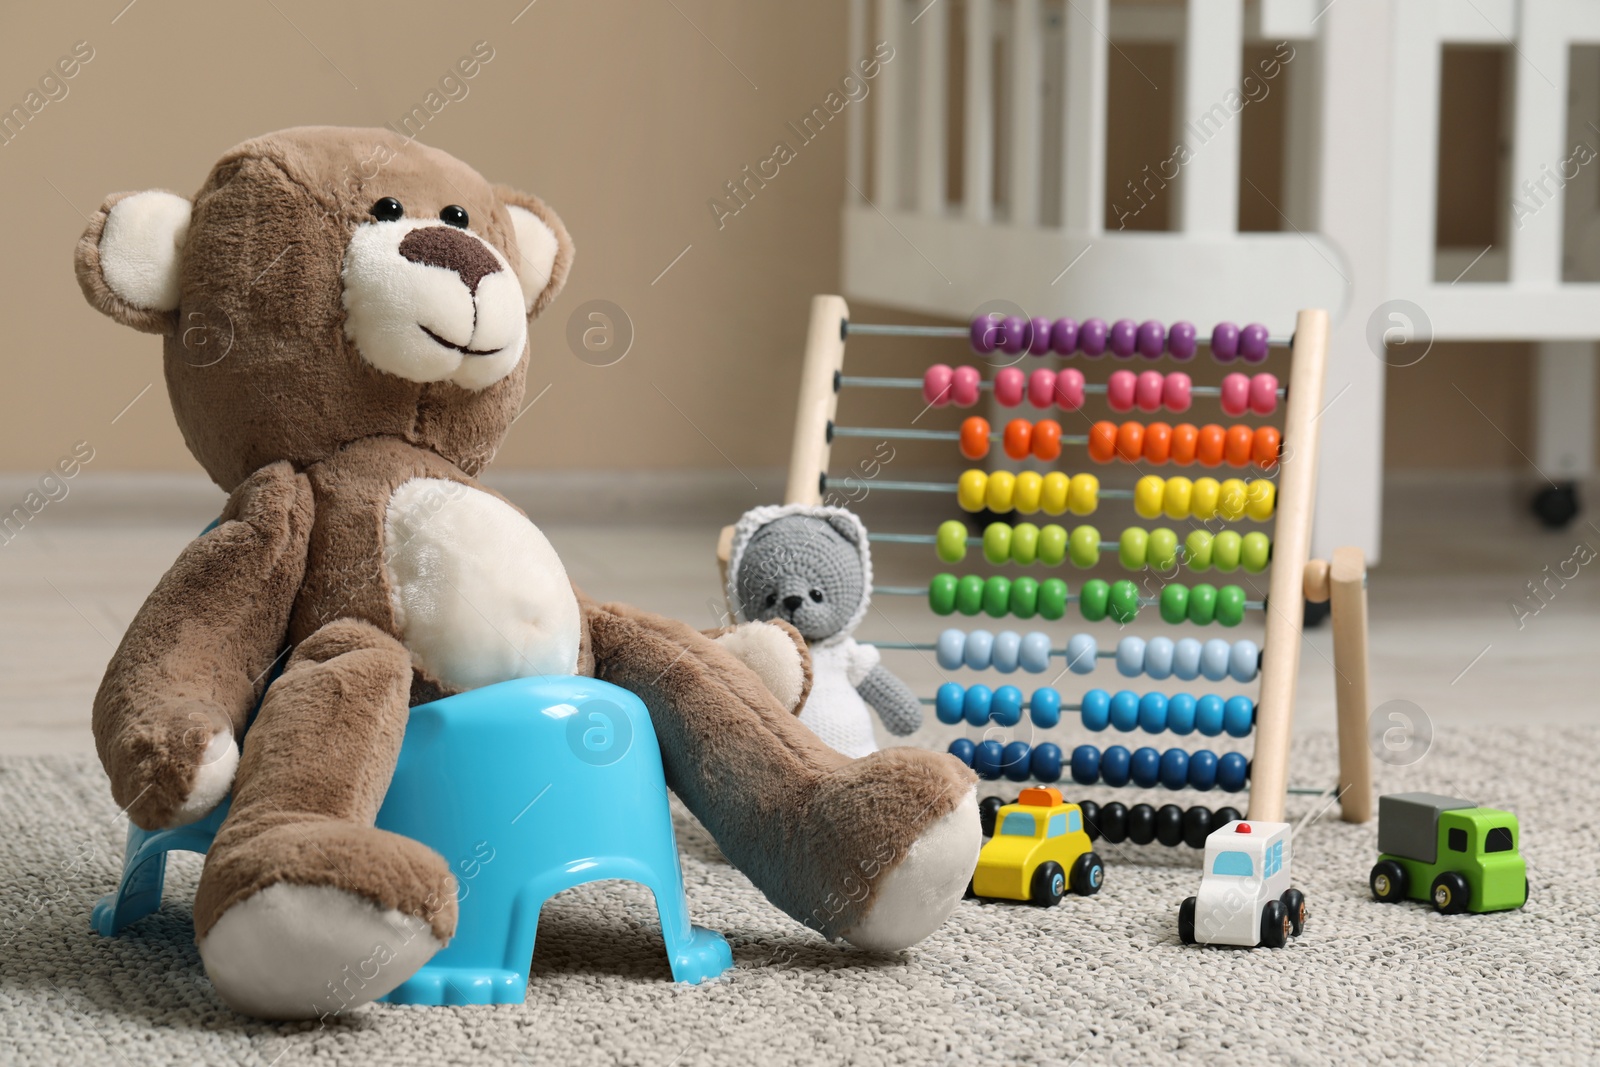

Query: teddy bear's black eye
[[809, 589, 824, 603], [764, 593, 778, 608], [370, 197, 404, 222], [439, 205, 469, 228]]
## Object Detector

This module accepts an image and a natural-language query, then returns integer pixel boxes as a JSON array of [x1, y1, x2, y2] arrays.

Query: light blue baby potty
[[91, 675, 733, 1004]]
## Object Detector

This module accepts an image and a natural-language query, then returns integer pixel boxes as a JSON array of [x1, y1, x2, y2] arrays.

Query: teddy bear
[[74, 126, 979, 1020], [725, 505, 922, 758]]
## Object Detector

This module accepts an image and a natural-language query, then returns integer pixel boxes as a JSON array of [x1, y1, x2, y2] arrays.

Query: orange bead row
[[1088, 420, 1278, 469], [961, 417, 1066, 462], [959, 416, 1280, 469]]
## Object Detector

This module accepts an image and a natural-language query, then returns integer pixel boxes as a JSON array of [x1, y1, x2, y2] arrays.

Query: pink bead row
[[970, 315, 1273, 363], [922, 366, 1279, 416]]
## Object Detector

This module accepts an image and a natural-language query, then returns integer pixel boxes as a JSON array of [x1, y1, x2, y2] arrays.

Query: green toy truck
[[1369, 793, 1527, 914]]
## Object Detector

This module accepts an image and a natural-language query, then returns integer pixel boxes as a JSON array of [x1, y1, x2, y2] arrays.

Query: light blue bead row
[[1115, 636, 1259, 684], [934, 628, 1258, 683]]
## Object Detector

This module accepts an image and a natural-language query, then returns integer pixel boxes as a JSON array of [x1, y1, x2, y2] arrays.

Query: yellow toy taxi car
[[968, 787, 1106, 906]]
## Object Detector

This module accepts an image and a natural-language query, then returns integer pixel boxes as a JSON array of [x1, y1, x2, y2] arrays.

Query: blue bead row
[[934, 629, 1260, 683], [948, 738, 1249, 792], [934, 683, 1253, 737]]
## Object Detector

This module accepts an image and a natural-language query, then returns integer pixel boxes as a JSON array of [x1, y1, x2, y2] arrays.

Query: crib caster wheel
[[1531, 483, 1579, 529]]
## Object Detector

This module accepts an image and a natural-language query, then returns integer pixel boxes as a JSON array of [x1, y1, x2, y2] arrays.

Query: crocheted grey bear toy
[[726, 505, 922, 758]]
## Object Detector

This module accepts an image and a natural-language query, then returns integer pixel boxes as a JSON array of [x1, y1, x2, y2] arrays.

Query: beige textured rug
[[3, 727, 1598, 1066]]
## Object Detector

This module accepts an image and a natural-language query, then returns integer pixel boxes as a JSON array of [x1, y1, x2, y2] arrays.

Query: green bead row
[[1157, 582, 1248, 626], [937, 520, 1271, 575], [927, 573, 1073, 620], [927, 574, 1249, 625]]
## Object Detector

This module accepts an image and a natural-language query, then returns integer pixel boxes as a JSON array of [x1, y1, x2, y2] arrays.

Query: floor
[[4, 726, 1597, 1065], [3, 468, 1595, 760], [2, 468, 1597, 1064]]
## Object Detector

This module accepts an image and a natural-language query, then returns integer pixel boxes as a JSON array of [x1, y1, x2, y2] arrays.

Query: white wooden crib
[[839, 0, 1600, 559]]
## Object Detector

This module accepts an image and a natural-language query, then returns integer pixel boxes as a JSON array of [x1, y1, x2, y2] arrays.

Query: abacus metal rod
[[871, 586, 1267, 611], [840, 375, 1287, 399], [831, 426, 977, 442], [843, 322, 1295, 348], [846, 323, 970, 337]]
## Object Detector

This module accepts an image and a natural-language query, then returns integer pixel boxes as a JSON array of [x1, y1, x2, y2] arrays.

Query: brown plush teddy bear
[[74, 127, 978, 1020]]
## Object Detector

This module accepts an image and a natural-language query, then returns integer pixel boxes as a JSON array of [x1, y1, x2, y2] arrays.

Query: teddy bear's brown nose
[[398, 226, 502, 295]]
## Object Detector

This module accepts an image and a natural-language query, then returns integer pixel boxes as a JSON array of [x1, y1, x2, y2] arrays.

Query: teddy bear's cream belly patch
[[382, 478, 580, 692]]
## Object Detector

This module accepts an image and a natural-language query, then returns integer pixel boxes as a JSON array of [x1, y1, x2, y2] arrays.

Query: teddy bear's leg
[[585, 601, 979, 951], [192, 619, 456, 1020]]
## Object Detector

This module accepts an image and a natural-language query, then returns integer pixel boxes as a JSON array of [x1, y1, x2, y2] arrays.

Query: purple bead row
[[970, 316, 1272, 364]]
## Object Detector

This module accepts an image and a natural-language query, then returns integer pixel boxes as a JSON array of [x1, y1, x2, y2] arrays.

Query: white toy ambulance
[[1178, 820, 1306, 948]]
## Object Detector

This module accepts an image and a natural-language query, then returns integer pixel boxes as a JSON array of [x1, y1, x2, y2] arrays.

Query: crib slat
[[964, 0, 995, 221], [1507, 5, 1567, 287], [1060, 0, 1107, 233], [1008, 0, 1043, 225], [1176, 0, 1243, 235], [916, 0, 949, 213], [847, 0, 868, 202], [874, 0, 904, 209]]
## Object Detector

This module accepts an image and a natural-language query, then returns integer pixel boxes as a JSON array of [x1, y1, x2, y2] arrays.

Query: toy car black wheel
[[1260, 899, 1290, 948], [1281, 888, 1306, 936], [1031, 861, 1066, 907], [1523, 875, 1530, 906], [1178, 896, 1197, 944], [1078, 799, 1102, 842], [1431, 871, 1471, 915], [978, 795, 1005, 838], [1069, 851, 1105, 896], [964, 879, 976, 900], [1369, 860, 1408, 903]]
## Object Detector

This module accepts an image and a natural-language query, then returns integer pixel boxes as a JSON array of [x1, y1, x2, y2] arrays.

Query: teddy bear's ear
[[824, 512, 861, 546], [493, 185, 574, 319], [75, 190, 192, 335]]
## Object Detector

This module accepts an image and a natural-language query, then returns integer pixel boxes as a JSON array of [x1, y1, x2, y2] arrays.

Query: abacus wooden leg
[[715, 523, 736, 608], [784, 295, 850, 506], [1329, 546, 1374, 823], [1248, 309, 1329, 824]]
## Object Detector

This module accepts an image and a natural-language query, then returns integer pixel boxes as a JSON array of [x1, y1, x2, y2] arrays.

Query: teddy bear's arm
[[93, 461, 314, 831], [698, 619, 813, 714], [856, 664, 924, 736]]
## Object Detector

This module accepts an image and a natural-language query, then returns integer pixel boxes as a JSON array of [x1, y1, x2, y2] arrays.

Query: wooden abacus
[[727, 294, 1373, 840]]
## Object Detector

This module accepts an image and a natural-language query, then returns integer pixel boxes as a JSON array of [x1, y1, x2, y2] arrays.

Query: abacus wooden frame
[[740, 294, 1372, 824]]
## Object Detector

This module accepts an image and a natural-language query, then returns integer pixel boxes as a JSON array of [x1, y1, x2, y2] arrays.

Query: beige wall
[[2, 0, 858, 477], [0, 2, 1586, 478]]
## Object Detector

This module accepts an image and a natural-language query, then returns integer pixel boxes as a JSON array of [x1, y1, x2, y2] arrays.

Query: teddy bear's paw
[[167, 730, 238, 827], [840, 789, 979, 952], [713, 621, 810, 713], [198, 883, 443, 1020]]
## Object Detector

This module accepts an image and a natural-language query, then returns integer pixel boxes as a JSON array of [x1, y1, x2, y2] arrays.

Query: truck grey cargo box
[[1378, 793, 1475, 865]]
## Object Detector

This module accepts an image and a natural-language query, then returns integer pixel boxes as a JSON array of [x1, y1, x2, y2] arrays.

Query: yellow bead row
[[956, 469, 1101, 516], [1132, 475, 1276, 522]]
